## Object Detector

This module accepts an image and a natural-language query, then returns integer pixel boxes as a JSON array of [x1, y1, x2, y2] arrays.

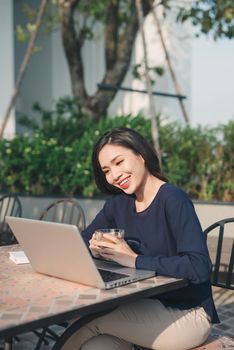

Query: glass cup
[[94, 228, 125, 243]]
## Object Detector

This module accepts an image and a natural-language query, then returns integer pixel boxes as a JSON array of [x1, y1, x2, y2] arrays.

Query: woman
[[64, 127, 219, 350]]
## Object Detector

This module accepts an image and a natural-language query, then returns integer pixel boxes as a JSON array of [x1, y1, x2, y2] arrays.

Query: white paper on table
[[9, 251, 30, 264]]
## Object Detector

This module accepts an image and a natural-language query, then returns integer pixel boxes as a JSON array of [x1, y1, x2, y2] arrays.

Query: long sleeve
[[81, 198, 116, 246], [136, 191, 212, 284]]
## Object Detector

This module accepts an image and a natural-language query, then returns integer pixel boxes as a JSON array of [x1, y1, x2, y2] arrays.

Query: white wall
[[191, 36, 234, 126], [108, 10, 191, 123], [0, 0, 15, 138]]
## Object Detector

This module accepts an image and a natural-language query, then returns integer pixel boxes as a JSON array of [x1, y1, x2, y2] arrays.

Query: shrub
[[0, 98, 233, 201]]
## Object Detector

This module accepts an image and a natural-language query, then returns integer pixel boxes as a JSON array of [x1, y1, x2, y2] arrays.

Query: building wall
[[112, 8, 191, 123], [13, 195, 234, 237], [191, 36, 234, 126], [14, 0, 53, 134], [0, 0, 15, 138]]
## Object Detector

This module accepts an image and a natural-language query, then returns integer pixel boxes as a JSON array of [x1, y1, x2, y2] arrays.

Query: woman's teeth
[[119, 177, 130, 188]]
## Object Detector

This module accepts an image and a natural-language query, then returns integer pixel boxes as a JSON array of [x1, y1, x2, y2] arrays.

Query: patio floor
[[211, 286, 234, 339]]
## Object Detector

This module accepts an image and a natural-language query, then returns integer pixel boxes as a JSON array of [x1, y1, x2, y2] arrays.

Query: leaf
[[152, 66, 164, 76], [26, 23, 37, 33], [16, 25, 29, 43]]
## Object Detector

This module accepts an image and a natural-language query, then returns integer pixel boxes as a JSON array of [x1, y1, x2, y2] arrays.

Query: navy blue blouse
[[82, 183, 219, 323]]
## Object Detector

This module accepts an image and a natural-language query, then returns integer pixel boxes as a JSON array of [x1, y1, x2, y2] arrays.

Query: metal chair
[[204, 217, 234, 290], [0, 194, 22, 246], [191, 217, 234, 350], [39, 198, 86, 231], [33, 198, 86, 350], [0, 195, 22, 349]]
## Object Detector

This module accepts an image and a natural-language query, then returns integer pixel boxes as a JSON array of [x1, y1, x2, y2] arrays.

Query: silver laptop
[[6, 216, 155, 289]]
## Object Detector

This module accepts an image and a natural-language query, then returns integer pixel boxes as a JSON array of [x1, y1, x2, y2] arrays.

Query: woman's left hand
[[96, 235, 138, 268]]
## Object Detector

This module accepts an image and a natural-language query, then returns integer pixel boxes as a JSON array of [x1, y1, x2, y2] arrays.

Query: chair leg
[[45, 328, 60, 341], [34, 326, 62, 350], [4, 339, 12, 350], [34, 329, 49, 350]]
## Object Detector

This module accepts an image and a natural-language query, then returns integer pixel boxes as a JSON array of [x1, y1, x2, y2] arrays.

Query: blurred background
[[0, 0, 233, 202]]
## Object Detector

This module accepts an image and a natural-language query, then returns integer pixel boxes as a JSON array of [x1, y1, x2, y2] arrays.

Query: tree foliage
[[1, 98, 233, 201], [177, 0, 234, 39]]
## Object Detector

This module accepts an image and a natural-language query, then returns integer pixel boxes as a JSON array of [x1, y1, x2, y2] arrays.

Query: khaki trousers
[[61, 299, 212, 350]]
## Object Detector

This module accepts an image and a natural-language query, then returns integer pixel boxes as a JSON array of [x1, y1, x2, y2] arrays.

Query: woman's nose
[[111, 168, 121, 181]]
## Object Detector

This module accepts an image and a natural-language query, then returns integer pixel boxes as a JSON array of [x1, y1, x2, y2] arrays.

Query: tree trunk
[[135, 0, 162, 165], [59, 0, 151, 121]]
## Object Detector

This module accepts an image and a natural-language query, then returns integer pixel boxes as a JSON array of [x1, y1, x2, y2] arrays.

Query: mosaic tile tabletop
[[0, 245, 183, 339]]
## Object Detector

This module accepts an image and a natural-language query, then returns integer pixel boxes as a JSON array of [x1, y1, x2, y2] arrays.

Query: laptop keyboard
[[98, 268, 129, 282]]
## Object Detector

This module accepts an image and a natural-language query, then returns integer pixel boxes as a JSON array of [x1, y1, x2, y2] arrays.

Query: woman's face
[[98, 144, 148, 196]]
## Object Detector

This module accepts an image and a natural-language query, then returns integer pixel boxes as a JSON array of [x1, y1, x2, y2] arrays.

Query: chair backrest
[[0, 194, 22, 245], [204, 217, 234, 290], [39, 198, 86, 231]]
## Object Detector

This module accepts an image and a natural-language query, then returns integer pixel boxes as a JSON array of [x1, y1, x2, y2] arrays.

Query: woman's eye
[[116, 160, 123, 165]]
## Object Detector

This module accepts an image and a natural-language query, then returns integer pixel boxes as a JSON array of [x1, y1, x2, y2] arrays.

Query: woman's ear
[[139, 155, 145, 164]]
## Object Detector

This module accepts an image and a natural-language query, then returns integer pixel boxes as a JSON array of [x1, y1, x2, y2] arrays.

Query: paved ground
[[211, 287, 234, 339], [0, 286, 233, 350]]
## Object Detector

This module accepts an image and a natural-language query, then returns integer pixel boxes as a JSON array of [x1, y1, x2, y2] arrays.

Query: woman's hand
[[89, 233, 137, 268], [89, 233, 103, 258]]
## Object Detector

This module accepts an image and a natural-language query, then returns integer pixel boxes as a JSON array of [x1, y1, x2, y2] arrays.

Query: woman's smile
[[117, 175, 131, 189]]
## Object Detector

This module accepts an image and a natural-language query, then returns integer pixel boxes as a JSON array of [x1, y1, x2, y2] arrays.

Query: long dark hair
[[92, 127, 167, 194]]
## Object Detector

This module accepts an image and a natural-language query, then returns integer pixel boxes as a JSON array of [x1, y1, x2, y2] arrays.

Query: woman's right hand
[[89, 233, 102, 258]]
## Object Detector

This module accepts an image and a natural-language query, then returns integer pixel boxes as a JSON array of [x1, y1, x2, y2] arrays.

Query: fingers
[[89, 234, 103, 258], [90, 234, 132, 254], [99, 247, 117, 262], [89, 233, 114, 259], [96, 241, 117, 250], [88, 232, 136, 266], [89, 246, 101, 258], [101, 234, 120, 244], [90, 235, 120, 249], [90, 244, 115, 261]]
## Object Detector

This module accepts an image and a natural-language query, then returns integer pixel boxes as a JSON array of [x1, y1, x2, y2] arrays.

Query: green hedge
[[0, 98, 233, 201]]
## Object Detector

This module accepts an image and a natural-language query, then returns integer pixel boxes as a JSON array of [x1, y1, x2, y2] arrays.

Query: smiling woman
[[92, 127, 167, 196], [60, 127, 219, 350], [98, 144, 165, 214]]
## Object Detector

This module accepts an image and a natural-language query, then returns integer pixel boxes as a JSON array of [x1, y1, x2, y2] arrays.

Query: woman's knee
[[150, 307, 212, 350]]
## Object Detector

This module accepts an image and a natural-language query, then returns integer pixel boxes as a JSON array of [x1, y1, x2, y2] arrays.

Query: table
[[0, 245, 188, 348]]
